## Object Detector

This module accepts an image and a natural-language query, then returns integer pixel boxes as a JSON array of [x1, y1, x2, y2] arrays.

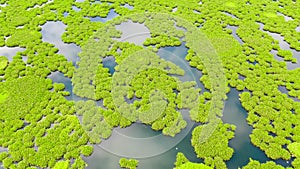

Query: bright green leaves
[[242, 159, 285, 169], [288, 142, 300, 168], [53, 83, 65, 92], [80, 145, 94, 157], [75, 100, 112, 144], [0, 91, 8, 104], [0, 76, 91, 168], [0, 76, 49, 120], [6, 29, 42, 47], [175, 162, 213, 169], [288, 142, 300, 157], [174, 152, 213, 169], [277, 49, 296, 63], [143, 34, 181, 48], [53, 160, 70, 169], [191, 122, 235, 169], [119, 158, 139, 169], [224, 2, 237, 9], [111, 49, 192, 137], [0, 56, 8, 70]]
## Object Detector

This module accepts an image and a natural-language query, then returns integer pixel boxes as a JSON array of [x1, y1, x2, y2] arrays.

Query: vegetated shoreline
[[0, 0, 299, 169]]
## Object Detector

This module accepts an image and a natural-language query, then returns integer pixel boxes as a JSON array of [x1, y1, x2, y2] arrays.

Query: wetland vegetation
[[0, 0, 299, 168]]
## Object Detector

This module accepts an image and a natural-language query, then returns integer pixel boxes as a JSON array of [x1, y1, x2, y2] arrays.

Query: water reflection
[[278, 85, 300, 102], [90, 9, 119, 22], [222, 88, 270, 168], [0, 46, 25, 62], [277, 12, 293, 21], [72, 5, 81, 12], [223, 12, 238, 19], [41, 21, 81, 66], [122, 4, 133, 10], [102, 56, 117, 74], [258, 22, 300, 69], [63, 12, 69, 17], [157, 43, 205, 91], [48, 71, 85, 101], [172, 7, 177, 12], [226, 25, 244, 45], [114, 20, 151, 45]]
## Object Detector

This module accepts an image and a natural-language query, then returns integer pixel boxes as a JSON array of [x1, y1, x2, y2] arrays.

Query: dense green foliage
[[0, 76, 91, 168], [192, 122, 235, 169], [175, 163, 213, 169], [242, 159, 286, 169], [53, 160, 69, 169], [0, 56, 8, 70], [75, 100, 112, 144], [0, 0, 300, 168], [288, 142, 300, 168], [174, 152, 212, 169], [119, 158, 139, 169]]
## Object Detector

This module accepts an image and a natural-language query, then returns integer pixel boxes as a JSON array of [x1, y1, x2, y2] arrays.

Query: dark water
[[222, 88, 269, 168], [47, 71, 85, 102], [102, 56, 117, 74], [157, 43, 205, 91]]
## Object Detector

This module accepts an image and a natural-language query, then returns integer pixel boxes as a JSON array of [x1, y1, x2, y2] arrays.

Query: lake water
[[258, 22, 300, 70], [0, 46, 25, 62], [41, 21, 81, 67]]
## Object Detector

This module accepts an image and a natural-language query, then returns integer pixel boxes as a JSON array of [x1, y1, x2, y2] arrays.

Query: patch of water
[[90, 9, 119, 22], [102, 56, 117, 74], [223, 11, 238, 19], [63, 12, 69, 17], [0, 147, 7, 153], [226, 25, 244, 45], [47, 71, 85, 101], [84, 124, 203, 169], [277, 12, 293, 21], [72, 5, 81, 12], [26, 0, 53, 10], [296, 26, 300, 32], [258, 22, 300, 69], [0, 46, 25, 62], [172, 7, 177, 12], [222, 88, 270, 168], [278, 85, 300, 102], [122, 4, 133, 10], [193, 10, 201, 14], [41, 21, 81, 66], [0, 3, 7, 7], [114, 20, 151, 46]]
